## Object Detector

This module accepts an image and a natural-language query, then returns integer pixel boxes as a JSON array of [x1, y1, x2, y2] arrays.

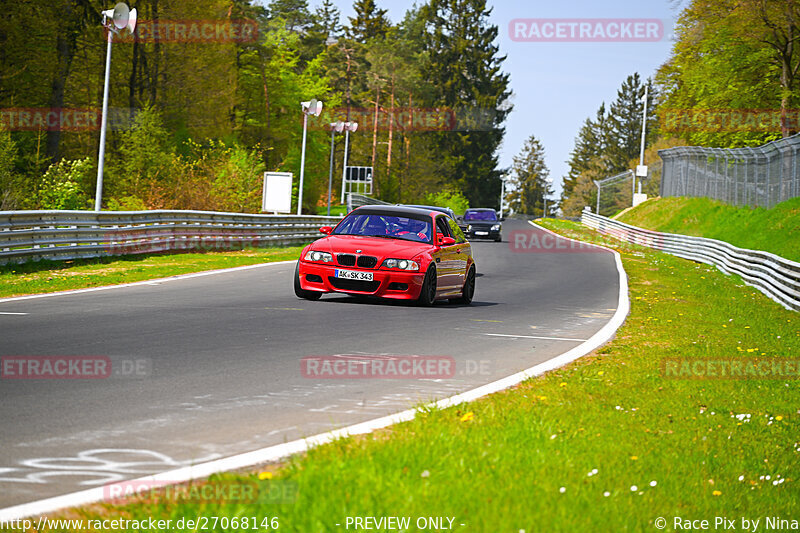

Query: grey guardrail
[[347, 193, 391, 212], [580, 208, 800, 311], [0, 210, 342, 264]]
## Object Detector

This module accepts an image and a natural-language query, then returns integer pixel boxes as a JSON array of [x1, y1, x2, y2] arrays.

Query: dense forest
[[556, 0, 800, 217], [0, 0, 510, 213], [3, 0, 799, 217]]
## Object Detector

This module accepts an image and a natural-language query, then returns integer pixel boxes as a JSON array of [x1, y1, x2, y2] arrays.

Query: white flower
[[650, 480, 657, 487], [603, 491, 610, 497], [559, 487, 566, 493], [738, 475, 744, 481], [630, 485, 638, 491], [420, 470, 430, 478]]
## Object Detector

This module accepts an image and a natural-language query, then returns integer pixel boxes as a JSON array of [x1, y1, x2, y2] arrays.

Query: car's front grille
[[337, 254, 356, 266], [328, 277, 381, 293], [357, 255, 378, 268], [337, 254, 377, 268]]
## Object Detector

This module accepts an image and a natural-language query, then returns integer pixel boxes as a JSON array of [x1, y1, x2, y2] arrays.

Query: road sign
[[262, 172, 293, 213]]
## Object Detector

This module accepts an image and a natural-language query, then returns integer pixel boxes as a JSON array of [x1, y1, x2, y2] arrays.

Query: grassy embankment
[[617, 196, 800, 262], [19, 217, 799, 532]]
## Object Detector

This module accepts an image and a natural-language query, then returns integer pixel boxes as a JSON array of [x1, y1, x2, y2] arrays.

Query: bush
[[37, 158, 93, 210], [425, 187, 470, 215]]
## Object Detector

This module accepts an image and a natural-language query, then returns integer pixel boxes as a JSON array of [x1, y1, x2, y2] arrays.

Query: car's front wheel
[[417, 265, 437, 306], [453, 265, 475, 304], [294, 263, 322, 300]]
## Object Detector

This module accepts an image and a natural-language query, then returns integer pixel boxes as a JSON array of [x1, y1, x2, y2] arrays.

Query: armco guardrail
[[0, 210, 341, 264], [347, 193, 391, 212], [580, 208, 800, 311]]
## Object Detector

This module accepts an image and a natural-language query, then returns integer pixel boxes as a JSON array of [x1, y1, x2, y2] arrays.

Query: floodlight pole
[[637, 84, 649, 195], [327, 127, 335, 216], [327, 122, 343, 216], [340, 127, 351, 204], [298, 112, 309, 215], [499, 178, 506, 218], [593, 180, 601, 214], [95, 30, 113, 211]]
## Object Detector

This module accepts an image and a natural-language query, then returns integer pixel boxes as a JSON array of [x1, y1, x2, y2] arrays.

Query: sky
[[325, 0, 682, 199]]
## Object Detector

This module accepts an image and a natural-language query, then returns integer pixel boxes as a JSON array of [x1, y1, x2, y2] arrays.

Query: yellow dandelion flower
[[712, 490, 721, 496], [776, 416, 783, 421], [630, 456, 638, 460], [258, 472, 273, 480], [460, 412, 474, 422], [597, 371, 604, 376], [559, 382, 567, 387]]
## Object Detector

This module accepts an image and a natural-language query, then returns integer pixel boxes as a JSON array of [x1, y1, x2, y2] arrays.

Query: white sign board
[[636, 165, 648, 177], [262, 172, 293, 213]]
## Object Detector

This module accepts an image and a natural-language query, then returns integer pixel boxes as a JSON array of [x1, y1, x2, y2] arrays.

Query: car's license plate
[[475, 231, 488, 235], [335, 269, 374, 281]]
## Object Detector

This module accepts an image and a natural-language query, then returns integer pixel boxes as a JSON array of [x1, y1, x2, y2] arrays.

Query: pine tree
[[561, 104, 609, 207], [422, 0, 512, 208], [314, 0, 342, 38], [347, 0, 391, 42], [606, 73, 657, 172], [267, 0, 312, 33], [506, 135, 552, 216]]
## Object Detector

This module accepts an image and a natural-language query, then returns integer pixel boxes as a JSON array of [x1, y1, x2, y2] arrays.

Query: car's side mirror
[[500, 217, 506, 222], [319, 226, 332, 235], [441, 236, 456, 246]]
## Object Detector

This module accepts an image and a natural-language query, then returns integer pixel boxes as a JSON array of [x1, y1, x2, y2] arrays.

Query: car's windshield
[[464, 210, 497, 221], [333, 213, 432, 243]]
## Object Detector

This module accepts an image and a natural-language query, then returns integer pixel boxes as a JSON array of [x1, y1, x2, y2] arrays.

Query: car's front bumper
[[297, 261, 426, 299], [466, 228, 501, 240]]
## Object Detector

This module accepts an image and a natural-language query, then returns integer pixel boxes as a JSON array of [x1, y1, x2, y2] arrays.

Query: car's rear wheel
[[417, 265, 437, 306], [294, 263, 322, 300], [453, 265, 475, 304]]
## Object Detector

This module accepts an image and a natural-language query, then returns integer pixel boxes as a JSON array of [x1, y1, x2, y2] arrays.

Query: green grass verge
[[617, 196, 800, 262], [0, 246, 304, 299], [315, 205, 348, 216], [9, 220, 799, 532]]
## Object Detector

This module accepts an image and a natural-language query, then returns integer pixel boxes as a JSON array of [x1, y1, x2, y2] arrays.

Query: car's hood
[[314, 235, 432, 259]]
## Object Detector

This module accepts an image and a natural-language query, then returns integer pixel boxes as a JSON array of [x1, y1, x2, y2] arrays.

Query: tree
[[0, 126, 19, 209], [561, 104, 609, 207], [313, 0, 343, 38], [267, 0, 313, 33], [348, 0, 391, 43], [506, 135, 552, 216], [422, 0, 512, 208], [605, 73, 657, 173], [656, 0, 798, 146]]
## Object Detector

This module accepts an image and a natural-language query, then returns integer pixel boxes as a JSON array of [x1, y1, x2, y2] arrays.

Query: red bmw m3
[[294, 205, 476, 305]]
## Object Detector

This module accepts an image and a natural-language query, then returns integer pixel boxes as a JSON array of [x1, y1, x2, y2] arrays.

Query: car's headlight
[[381, 258, 420, 271], [304, 250, 333, 262], [491, 224, 501, 231]]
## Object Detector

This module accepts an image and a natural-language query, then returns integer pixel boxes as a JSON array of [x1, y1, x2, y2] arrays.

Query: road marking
[[483, 333, 589, 342], [0, 312, 28, 315], [264, 307, 304, 311], [470, 319, 502, 323], [0, 222, 629, 521]]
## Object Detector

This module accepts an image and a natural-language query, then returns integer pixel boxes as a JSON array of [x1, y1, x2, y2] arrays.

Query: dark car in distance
[[459, 208, 502, 242]]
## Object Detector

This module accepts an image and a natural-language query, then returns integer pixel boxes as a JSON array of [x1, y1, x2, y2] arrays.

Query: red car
[[294, 205, 476, 305]]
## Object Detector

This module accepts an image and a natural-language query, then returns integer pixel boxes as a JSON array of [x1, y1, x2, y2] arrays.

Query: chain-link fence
[[659, 134, 800, 208]]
